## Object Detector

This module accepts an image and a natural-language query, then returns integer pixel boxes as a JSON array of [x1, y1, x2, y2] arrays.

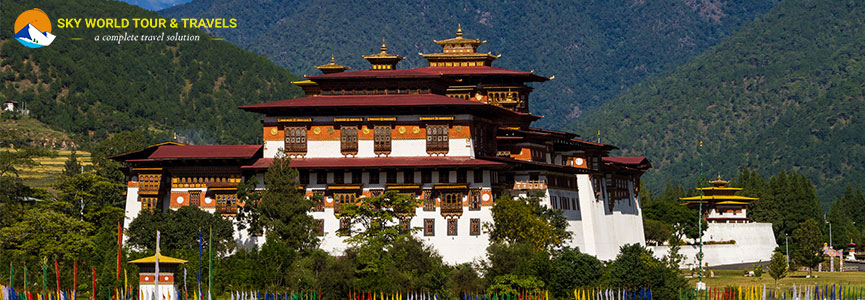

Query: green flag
[[208, 226, 213, 300]]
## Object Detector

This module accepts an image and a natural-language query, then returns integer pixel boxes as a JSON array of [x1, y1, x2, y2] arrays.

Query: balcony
[[440, 202, 463, 216], [512, 180, 547, 190], [216, 205, 237, 215]]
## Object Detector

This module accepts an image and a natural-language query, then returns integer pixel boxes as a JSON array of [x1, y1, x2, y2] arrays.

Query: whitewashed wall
[[649, 222, 778, 268]]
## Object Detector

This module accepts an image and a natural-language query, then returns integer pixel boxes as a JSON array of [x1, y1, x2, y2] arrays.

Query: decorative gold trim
[[387, 185, 422, 190], [367, 117, 397, 121], [334, 117, 363, 122], [327, 185, 363, 190], [269, 128, 278, 135], [398, 126, 406, 134], [412, 127, 420, 134], [419, 116, 455, 121], [278, 118, 312, 123], [209, 187, 238, 191], [133, 168, 163, 171], [433, 184, 469, 190], [313, 127, 321, 134]]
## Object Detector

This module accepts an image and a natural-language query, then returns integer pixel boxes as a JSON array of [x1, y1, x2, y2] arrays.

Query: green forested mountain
[[161, 0, 775, 128], [1, 0, 302, 146], [568, 0, 865, 205]]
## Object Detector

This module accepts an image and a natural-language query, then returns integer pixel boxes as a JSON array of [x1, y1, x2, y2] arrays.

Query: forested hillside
[[569, 0, 865, 205], [0, 0, 302, 147], [161, 0, 775, 128]]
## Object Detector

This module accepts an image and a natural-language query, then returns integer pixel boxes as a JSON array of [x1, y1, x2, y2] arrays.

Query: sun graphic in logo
[[13, 8, 56, 48]]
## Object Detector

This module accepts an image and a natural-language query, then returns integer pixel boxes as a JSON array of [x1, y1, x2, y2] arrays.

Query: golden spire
[[717, 172, 721, 181], [457, 24, 463, 37], [380, 38, 387, 53], [330, 54, 335, 64]]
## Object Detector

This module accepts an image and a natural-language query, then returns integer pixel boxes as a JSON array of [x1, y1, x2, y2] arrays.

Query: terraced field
[[10, 149, 93, 190]]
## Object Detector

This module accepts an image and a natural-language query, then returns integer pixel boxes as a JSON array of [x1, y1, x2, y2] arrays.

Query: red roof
[[240, 94, 484, 110], [147, 145, 262, 160], [602, 156, 648, 165], [306, 66, 547, 82], [242, 156, 507, 169]]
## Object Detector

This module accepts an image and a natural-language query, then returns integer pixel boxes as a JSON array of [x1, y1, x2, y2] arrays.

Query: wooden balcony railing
[[512, 180, 547, 190]]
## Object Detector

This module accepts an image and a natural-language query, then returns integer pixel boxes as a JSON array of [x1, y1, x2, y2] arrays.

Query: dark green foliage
[[62, 150, 82, 177], [126, 206, 235, 255], [643, 219, 673, 246], [259, 155, 318, 251], [486, 195, 571, 250], [483, 242, 551, 282], [337, 190, 421, 246], [792, 219, 823, 276], [89, 131, 152, 183], [570, 0, 865, 204], [641, 180, 706, 243], [602, 244, 687, 300], [827, 185, 865, 249], [162, 0, 774, 129], [767, 251, 787, 285], [728, 169, 822, 245], [0, 0, 302, 147], [548, 248, 603, 298]]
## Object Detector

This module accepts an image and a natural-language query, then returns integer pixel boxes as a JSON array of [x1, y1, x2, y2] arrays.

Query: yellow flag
[[124, 269, 128, 298]]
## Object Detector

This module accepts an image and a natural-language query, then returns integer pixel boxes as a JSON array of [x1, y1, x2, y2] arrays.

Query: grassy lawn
[[689, 269, 865, 290]]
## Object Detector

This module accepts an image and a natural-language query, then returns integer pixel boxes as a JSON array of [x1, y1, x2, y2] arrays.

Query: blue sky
[[119, 0, 191, 11]]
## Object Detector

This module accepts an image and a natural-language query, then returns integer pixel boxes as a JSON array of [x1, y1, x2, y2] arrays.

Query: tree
[[0, 147, 53, 177], [486, 195, 571, 250], [257, 154, 318, 251], [126, 206, 235, 256], [767, 251, 787, 286], [0, 206, 95, 261], [62, 150, 82, 177], [337, 190, 420, 246], [792, 219, 823, 276], [603, 244, 687, 300], [643, 218, 673, 246], [548, 248, 603, 298]]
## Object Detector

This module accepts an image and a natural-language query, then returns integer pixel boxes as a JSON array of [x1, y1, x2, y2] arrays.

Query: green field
[[689, 270, 865, 291]]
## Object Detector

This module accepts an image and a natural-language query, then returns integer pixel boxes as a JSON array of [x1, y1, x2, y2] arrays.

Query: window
[[374, 126, 392, 155], [473, 170, 483, 183], [447, 219, 458, 236], [426, 125, 449, 154], [317, 172, 327, 185], [334, 193, 356, 214], [469, 190, 480, 211], [140, 197, 158, 212], [216, 194, 237, 214], [340, 126, 358, 155], [399, 218, 410, 233], [339, 218, 350, 232], [404, 170, 415, 184], [333, 172, 345, 184], [311, 192, 324, 211], [189, 191, 201, 207], [284, 127, 307, 155], [423, 191, 436, 211], [299, 170, 309, 185], [441, 192, 463, 215], [470, 218, 480, 236], [457, 169, 467, 183], [369, 171, 380, 184], [438, 170, 450, 183], [422, 170, 432, 183], [315, 219, 324, 235], [352, 171, 362, 184], [386, 170, 397, 184], [424, 219, 435, 236], [139, 174, 161, 193]]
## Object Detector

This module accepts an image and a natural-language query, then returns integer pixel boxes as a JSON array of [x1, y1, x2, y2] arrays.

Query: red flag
[[117, 222, 123, 280], [92, 267, 96, 300], [54, 259, 61, 298], [73, 261, 78, 300]]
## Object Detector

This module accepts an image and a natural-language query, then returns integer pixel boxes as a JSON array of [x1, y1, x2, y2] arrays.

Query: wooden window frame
[[386, 170, 397, 184], [333, 172, 345, 184], [189, 191, 201, 207], [457, 169, 467, 183], [299, 170, 310, 185], [340, 126, 359, 155], [423, 191, 436, 211], [284, 127, 307, 156], [426, 125, 449, 154], [317, 172, 327, 185], [447, 218, 458, 236], [369, 171, 380, 184], [440, 192, 463, 215], [421, 170, 432, 184], [469, 190, 481, 211], [438, 170, 450, 183], [424, 218, 435, 236], [140, 196, 158, 212], [473, 170, 483, 184], [311, 191, 325, 212], [374, 126, 392, 155], [334, 192, 356, 214], [404, 170, 415, 184], [351, 171, 362, 184], [470, 218, 480, 236]]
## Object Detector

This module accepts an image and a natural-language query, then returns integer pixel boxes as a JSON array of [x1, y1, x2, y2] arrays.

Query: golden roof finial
[[330, 54, 335, 64], [380, 38, 387, 53], [718, 172, 722, 180], [457, 24, 463, 37]]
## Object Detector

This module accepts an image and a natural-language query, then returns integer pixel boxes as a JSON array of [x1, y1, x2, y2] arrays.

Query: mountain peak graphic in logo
[[13, 8, 55, 48]]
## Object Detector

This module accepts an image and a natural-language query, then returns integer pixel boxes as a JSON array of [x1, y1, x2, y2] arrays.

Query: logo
[[13, 8, 56, 48]]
